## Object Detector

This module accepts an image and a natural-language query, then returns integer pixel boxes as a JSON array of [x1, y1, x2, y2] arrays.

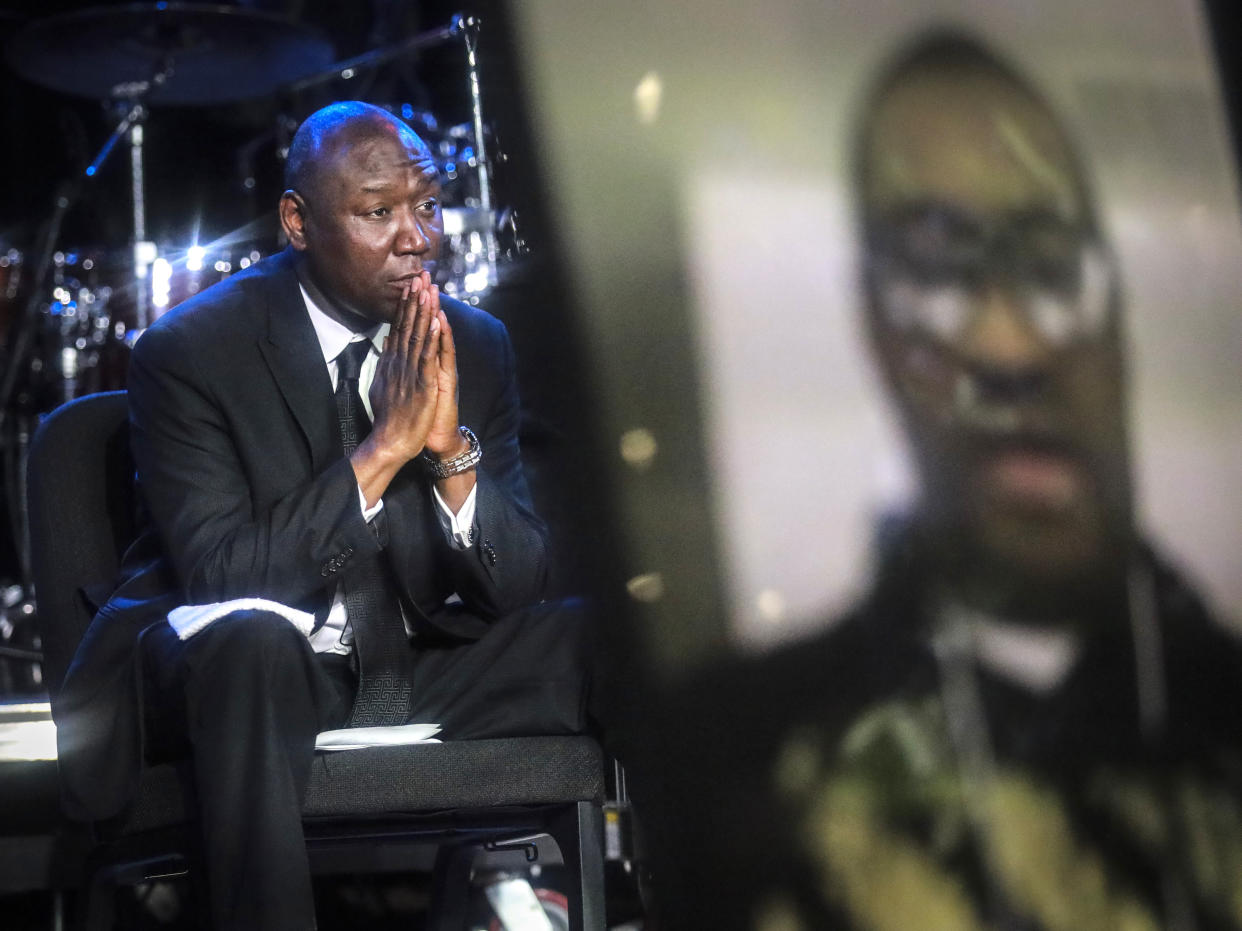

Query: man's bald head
[[278, 100, 445, 326], [284, 101, 433, 204]]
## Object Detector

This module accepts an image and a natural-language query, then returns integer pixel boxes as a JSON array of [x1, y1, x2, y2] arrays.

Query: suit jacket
[[55, 249, 548, 821]]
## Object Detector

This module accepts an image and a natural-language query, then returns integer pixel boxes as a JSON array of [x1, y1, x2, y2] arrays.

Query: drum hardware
[[284, 14, 470, 96], [461, 18, 500, 295], [92, 95, 158, 333], [442, 206, 498, 302], [495, 207, 531, 264], [41, 250, 117, 405]]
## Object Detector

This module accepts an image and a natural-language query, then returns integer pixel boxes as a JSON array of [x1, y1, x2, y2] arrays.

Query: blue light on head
[[462, 147, 474, 160], [85, 166, 96, 177], [401, 104, 414, 121]]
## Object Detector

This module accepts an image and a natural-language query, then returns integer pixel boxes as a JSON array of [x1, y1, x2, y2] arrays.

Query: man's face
[[295, 119, 443, 324], [861, 67, 1130, 594]]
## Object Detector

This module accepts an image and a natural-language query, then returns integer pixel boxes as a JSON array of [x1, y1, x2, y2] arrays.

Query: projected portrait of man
[[661, 33, 1242, 931], [859, 35, 1130, 620]]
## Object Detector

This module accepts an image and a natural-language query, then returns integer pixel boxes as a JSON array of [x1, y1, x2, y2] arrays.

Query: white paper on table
[[314, 723, 442, 752]]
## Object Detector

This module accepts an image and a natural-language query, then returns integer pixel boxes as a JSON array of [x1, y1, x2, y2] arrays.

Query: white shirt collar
[[298, 283, 389, 364], [936, 601, 1081, 694]]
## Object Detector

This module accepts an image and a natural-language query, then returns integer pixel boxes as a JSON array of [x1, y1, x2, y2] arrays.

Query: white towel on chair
[[167, 598, 315, 641]]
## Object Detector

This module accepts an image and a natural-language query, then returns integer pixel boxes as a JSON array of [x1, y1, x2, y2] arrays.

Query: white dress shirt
[[300, 284, 478, 654]]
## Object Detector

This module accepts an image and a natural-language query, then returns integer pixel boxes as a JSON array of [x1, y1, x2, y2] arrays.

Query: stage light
[[152, 257, 172, 308]]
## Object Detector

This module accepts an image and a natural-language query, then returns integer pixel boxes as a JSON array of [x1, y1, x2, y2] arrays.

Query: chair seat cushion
[[120, 736, 605, 834], [303, 736, 606, 816]]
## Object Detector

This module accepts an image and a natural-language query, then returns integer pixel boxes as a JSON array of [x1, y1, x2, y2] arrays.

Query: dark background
[[0, 0, 519, 246]]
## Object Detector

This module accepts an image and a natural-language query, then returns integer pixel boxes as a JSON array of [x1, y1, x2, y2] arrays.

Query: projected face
[[860, 62, 1131, 601]]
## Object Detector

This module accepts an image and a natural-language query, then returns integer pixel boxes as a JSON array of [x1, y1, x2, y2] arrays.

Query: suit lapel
[[254, 251, 340, 473]]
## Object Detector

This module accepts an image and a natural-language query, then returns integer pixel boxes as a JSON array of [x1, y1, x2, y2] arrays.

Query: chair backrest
[[26, 390, 135, 699]]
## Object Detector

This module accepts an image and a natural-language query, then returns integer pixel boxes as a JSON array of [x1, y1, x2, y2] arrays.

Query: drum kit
[[0, 2, 519, 688]]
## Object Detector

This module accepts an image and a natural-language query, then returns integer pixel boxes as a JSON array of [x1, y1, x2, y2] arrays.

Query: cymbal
[[5, 3, 335, 106]]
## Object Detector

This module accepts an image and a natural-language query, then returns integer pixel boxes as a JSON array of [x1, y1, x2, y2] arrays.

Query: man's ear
[[279, 190, 309, 251]]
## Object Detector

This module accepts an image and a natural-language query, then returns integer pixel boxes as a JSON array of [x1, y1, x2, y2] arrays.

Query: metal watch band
[[423, 425, 482, 480]]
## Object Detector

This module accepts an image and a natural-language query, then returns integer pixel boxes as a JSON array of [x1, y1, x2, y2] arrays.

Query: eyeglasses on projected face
[[864, 203, 1114, 348]]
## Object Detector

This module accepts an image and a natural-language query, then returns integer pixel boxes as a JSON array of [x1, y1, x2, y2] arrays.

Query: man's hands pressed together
[[351, 270, 476, 513]]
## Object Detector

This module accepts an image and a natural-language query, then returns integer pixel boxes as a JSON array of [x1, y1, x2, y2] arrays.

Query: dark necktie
[[335, 340, 413, 726]]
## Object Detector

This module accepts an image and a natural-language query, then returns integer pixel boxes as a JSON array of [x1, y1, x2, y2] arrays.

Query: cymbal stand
[[93, 62, 175, 331], [286, 15, 466, 94], [460, 16, 498, 291]]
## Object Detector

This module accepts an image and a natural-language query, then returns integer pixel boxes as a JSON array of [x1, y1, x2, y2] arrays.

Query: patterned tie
[[335, 340, 413, 726]]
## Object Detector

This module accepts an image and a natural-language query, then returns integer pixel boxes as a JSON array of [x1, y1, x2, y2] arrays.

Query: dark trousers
[[141, 600, 588, 931]]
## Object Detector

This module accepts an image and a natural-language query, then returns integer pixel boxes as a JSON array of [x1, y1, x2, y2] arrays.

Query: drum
[[30, 240, 270, 407], [147, 240, 269, 321], [31, 248, 122, 406]]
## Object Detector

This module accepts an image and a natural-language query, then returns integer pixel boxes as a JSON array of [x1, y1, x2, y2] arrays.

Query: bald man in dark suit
[[55, 102, 587, 931]]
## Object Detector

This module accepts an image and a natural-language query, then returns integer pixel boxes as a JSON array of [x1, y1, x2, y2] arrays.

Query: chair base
[[78, 800, 606, 931]]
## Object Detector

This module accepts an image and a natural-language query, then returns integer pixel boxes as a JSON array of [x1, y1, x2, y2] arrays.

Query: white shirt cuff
[[432, 483, 478, 549], [358, 485, 384, 522]]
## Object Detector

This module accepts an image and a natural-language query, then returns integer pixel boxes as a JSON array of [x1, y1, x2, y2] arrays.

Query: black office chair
[[27, 390, 607, 930]]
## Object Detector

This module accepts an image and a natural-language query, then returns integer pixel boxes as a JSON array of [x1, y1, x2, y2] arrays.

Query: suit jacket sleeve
[[383, 309, 549, 635], [439, 314, 548, 619]]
